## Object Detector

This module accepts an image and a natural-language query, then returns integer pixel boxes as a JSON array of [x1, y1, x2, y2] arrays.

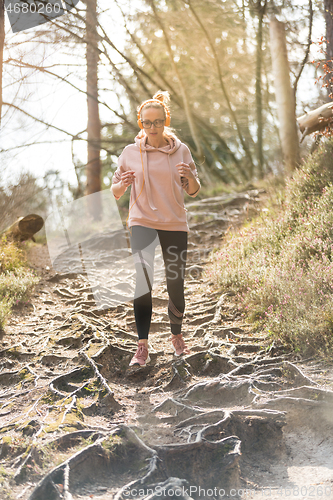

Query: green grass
[[0, 237, 39, 331], [206, 138, 333, 357]]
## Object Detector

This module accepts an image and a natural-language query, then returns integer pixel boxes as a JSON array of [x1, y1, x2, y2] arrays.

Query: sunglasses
[[141, 119, 165, 129]]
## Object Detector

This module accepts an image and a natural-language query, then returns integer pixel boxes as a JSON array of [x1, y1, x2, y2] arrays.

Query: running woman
[[111, 91, 201, 366]]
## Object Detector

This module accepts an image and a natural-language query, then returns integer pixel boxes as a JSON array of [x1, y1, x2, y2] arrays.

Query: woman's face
[[141, 107, 166, 144]]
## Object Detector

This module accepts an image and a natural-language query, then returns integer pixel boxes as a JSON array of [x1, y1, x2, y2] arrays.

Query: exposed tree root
[[153, 436, 241, 492], [3, 190, 333, 499]]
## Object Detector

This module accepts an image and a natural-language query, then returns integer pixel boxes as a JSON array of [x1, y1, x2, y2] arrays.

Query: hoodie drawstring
[[143, 150, 158, 211]]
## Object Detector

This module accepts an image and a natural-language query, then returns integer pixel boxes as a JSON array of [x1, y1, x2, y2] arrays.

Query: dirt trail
[[1, 190, 333, 500]]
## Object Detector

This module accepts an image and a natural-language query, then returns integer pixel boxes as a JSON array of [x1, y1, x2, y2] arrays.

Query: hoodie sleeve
[[181, 146, 201, 197]]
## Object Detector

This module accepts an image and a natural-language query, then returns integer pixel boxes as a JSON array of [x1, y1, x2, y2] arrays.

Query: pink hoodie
[[112, 134, 200, 232]]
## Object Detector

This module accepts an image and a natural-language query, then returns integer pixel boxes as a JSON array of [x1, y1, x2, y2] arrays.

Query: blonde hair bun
[[152, 90, 170, 105]]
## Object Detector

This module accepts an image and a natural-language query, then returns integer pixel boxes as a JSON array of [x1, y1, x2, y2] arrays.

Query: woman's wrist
[[187, 177, 200, 195], [112, 180, 127, 199]]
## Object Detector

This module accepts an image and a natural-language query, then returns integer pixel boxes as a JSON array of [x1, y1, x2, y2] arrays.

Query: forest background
[[0, 0, 331, 226]]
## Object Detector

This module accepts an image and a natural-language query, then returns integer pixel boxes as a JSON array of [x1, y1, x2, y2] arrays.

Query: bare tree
[[269, 17, 300, 174], [85, 0, 102, 218], [250, 0, 268, 178], [0, 0, 4, 125], [324, 0, 333, 98]]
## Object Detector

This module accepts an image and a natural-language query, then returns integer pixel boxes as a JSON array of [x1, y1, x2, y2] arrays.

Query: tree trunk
[[324, 0, 333, 98], [1, 214, 44, 242], [297, 102, 333, 141], [255, 2, 266, 178], [269, 17, 299, 175], [0, 0, 4, 126], [86, 0, 102, 219]]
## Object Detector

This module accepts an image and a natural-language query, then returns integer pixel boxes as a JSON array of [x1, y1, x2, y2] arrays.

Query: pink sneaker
[[129, 343, 151, 366], [171, 334, 191, 356]]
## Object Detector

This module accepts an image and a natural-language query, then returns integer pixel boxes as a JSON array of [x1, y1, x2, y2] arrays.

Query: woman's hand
[[121, 170, 136, 187], [176, 162, 195, 180], [111, 170, 135, 200], [176, 162, 200, 197]]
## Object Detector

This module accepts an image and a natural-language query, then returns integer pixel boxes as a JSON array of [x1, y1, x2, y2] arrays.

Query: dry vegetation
[[207, 138, 333, 357], [0, 238, 39, 331]]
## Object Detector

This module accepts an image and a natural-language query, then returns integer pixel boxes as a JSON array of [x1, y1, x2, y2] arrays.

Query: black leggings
[[130, 226, 188, 340]]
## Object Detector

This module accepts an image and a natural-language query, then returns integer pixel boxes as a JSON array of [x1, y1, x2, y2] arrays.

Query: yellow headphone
[[137, 99, 171, 129]]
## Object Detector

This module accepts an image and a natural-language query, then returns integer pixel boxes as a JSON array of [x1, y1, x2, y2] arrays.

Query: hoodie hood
[[134, 134, 184, 211], [134, 134, 182, 154]]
